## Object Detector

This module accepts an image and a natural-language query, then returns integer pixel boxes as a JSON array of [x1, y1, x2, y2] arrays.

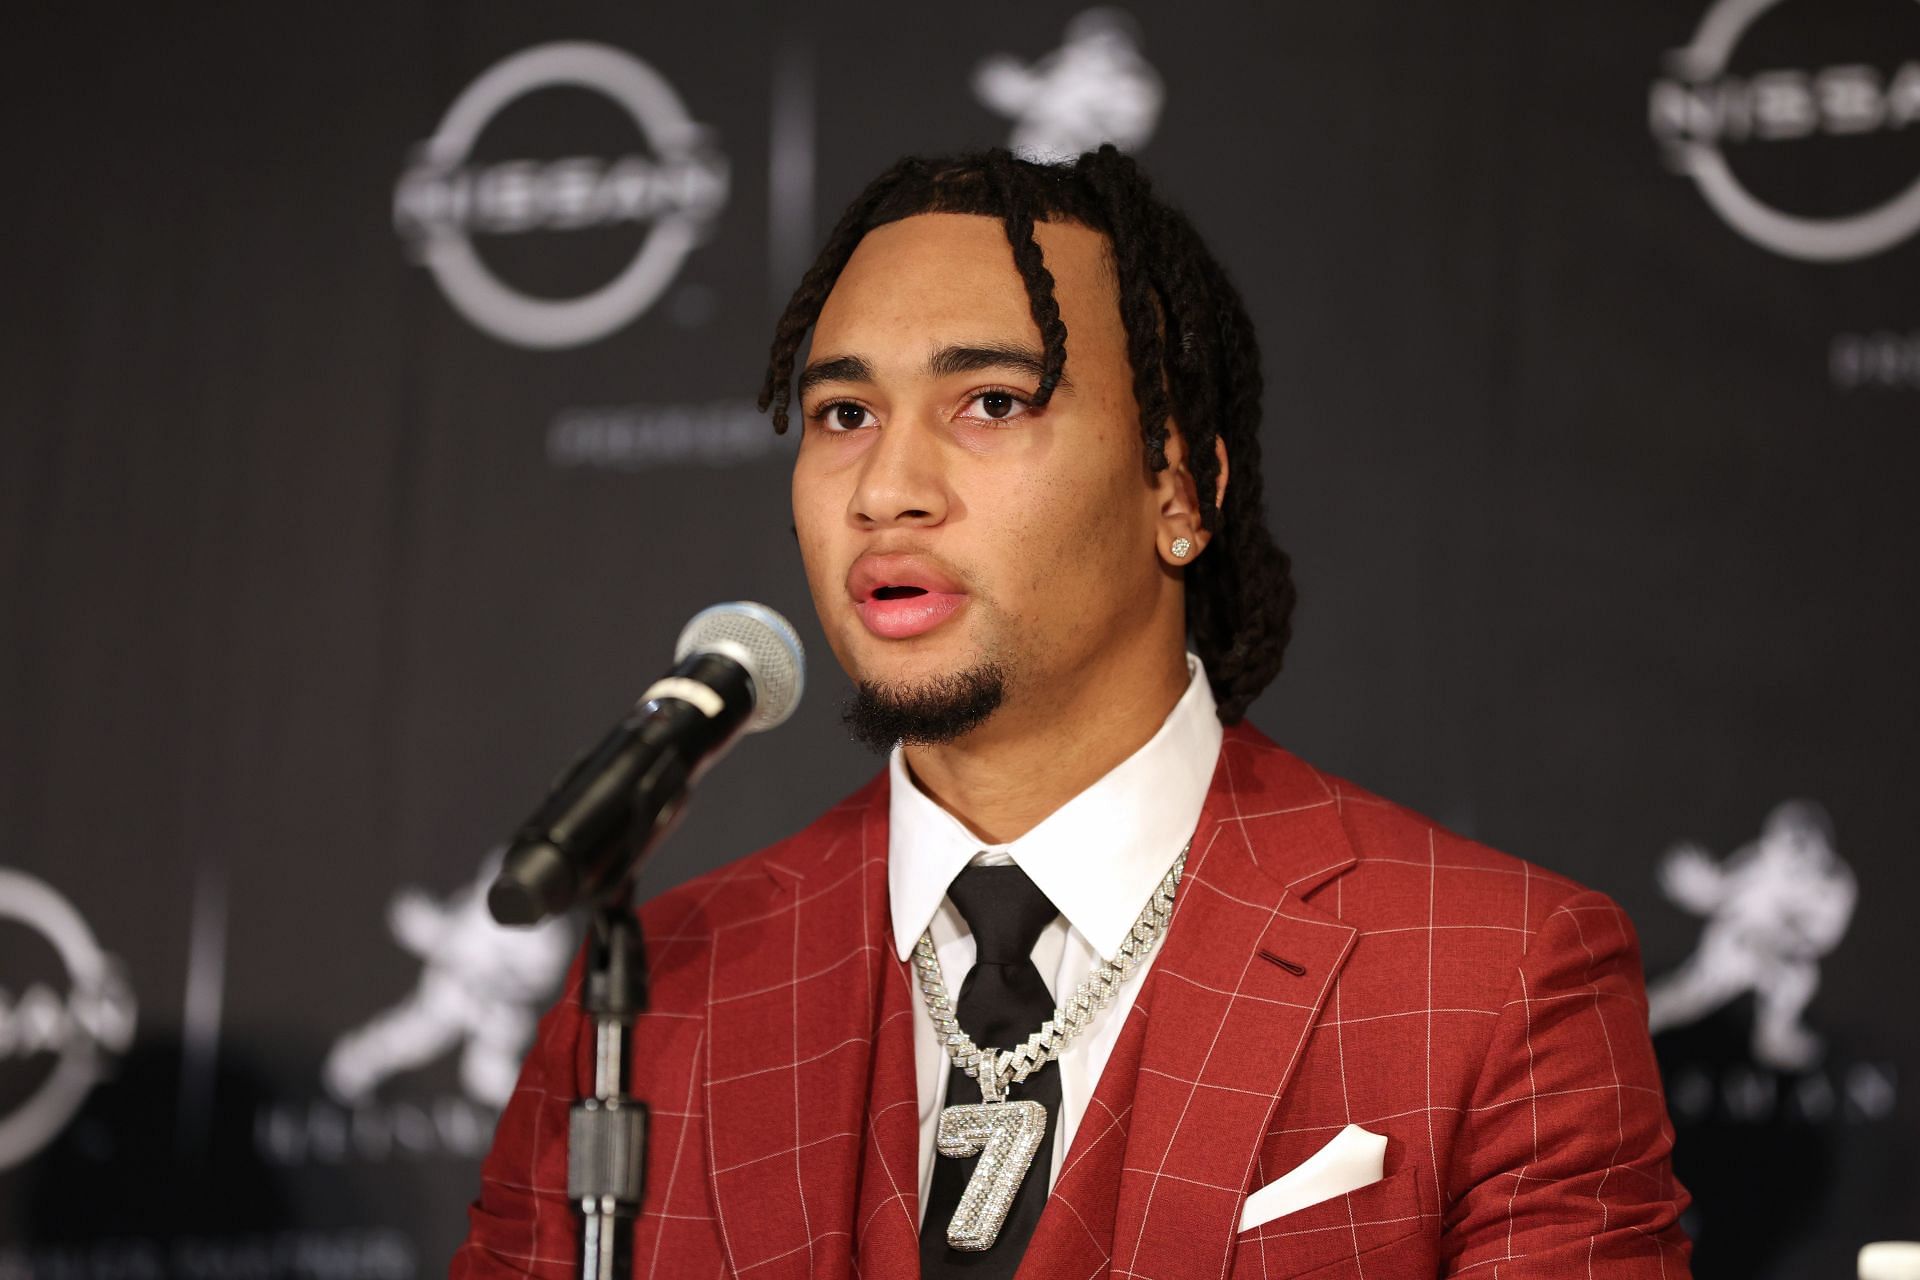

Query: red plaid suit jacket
[[455, 724, 1691, 1278]]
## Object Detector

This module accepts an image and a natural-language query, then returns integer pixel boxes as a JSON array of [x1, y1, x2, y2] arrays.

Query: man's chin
[[840, 660, 1007, 753]]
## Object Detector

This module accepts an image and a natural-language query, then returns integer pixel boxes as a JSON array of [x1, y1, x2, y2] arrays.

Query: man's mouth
[[848, 555, 969, 640]]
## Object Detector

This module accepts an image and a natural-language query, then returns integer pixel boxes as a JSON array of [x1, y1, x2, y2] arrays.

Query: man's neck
[[900, 651, 1193, 846]]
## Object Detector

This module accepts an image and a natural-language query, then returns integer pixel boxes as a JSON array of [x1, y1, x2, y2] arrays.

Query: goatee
[[842, 663, 1007, 752]]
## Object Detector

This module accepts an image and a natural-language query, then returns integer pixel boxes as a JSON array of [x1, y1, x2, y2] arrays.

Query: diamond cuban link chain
[[912, 844, 1188, 1250]]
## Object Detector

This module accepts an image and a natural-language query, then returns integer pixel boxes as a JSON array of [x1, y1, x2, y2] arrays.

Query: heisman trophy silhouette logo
[[973, 8, 1165, 162], [324, 852, 574, 1109], [1646, 799, 1856, 1071]]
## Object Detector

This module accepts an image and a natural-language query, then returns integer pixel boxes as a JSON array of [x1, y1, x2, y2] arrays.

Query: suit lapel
[[851, 911, 925, 1275], [702, 777, 921, 1279], [1022, 726, 1362, 1279]]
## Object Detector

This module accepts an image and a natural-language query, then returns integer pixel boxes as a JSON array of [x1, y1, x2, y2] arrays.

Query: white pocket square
[[1239, 1124, 1389, 1232]]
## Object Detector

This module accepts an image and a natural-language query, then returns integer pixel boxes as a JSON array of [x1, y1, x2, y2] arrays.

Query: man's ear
[[1153, 423, 1226, 566]]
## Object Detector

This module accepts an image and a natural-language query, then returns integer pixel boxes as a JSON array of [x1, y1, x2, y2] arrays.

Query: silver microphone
[[488, 602, 805, 925]]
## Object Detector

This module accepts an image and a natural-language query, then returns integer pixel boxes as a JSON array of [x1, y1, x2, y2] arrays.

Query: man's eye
[[965, 389, 1030, 422], [824, 403, 874, 431]]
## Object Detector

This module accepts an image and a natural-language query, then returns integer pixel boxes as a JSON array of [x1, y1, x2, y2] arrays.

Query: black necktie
[[920, 864, 1063, 1277]]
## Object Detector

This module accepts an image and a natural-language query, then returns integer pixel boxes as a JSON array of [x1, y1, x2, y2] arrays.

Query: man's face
[[790, 212, 1173, 733]]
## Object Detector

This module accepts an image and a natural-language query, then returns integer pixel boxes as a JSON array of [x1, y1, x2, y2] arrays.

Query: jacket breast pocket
[[1229, 1164, 1437, 1279]]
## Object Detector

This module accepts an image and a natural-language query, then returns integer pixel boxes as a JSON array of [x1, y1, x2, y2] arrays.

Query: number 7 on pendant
[[934, 1099, 1050, 1250]]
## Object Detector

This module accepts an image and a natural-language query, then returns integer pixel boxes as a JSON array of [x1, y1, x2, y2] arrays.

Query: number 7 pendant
[[934, 1099, 1049, 1250]]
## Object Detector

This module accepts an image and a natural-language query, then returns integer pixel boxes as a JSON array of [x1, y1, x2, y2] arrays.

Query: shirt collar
[[887, 654, 1223, 962]]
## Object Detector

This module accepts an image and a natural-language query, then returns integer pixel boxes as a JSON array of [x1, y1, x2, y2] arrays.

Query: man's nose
[[850, 416, 949, 529]]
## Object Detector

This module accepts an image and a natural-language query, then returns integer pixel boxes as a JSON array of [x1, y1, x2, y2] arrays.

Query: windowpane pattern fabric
[[455, 724, 1692, 1279]]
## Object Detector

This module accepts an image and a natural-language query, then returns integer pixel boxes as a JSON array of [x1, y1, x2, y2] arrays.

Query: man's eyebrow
[[797, 354, 874, 397], [927, 342, 1071, 390]]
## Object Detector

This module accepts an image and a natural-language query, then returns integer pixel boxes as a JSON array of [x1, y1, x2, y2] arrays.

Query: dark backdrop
[[4, 3, 1916, 1277]]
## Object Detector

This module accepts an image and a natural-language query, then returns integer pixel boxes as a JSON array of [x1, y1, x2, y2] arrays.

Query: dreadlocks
[[757, 146, 1297, 725]]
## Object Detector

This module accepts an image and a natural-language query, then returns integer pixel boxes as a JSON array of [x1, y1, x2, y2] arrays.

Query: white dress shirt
[[888, 654, 1223, 1223]]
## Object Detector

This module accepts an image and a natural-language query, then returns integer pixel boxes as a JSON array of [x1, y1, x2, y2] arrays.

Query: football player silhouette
[[1647, 800, 1855, 1070], [324, 852, 574, 1106]]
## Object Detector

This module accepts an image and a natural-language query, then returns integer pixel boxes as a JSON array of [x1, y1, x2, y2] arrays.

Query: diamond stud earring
[[1170, 537, 1192, 559]]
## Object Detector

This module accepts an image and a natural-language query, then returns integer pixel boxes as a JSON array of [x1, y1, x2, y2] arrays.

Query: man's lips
[[847, 554, 968, 640], [856, 591, 967, 639]]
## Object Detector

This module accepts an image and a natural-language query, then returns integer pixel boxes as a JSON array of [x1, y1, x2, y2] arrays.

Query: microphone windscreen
[[675, 601, 806, 732]]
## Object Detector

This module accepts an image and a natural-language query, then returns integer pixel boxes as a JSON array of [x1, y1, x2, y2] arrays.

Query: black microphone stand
[[570, 880, 648, 1280]]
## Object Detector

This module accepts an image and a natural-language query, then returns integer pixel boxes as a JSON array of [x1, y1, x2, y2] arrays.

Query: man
[[456, 147, 1691, 1278]]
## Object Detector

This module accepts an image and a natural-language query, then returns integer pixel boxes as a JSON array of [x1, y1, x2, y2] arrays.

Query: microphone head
[[675, 602, 806, 732]]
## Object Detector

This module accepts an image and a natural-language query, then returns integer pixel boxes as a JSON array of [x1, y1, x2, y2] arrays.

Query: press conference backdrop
[[3, 2, 1916, 1276]]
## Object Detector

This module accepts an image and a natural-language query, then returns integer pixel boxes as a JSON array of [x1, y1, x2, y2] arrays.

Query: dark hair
[[757, 146, 1296, 723]]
